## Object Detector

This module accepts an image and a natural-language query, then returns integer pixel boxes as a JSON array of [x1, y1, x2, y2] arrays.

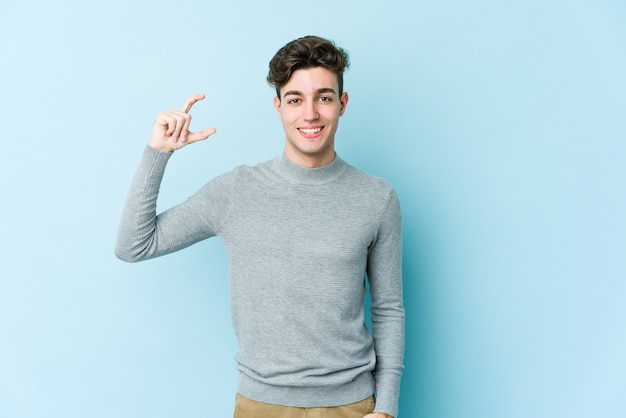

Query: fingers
[[159, 110, 191, 142], [168, 127, 216, 152], [177, 93, 205, 142], [187, 127, 217, 143], [149, 94, 215, 153], [181, 93, 206, 113], [178, 111, 192, 143]]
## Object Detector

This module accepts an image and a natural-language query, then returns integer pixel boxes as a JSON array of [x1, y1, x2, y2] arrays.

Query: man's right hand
[[148, 93, 217, 153]]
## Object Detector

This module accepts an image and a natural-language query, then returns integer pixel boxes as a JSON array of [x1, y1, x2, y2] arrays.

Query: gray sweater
[[115, 146, 405, 417]]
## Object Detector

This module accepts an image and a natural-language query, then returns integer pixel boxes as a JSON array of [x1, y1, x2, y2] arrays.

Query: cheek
[[281, 110, 299, 125], [326, 108, 342, 120]]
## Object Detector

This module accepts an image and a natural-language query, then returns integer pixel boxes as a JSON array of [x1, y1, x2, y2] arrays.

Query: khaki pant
[[233, 393, 375, 418]]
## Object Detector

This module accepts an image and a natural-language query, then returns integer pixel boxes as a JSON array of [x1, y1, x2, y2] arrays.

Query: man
[[116, 35, 404, 418]]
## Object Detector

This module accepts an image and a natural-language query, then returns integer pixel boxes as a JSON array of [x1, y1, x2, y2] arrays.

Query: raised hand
[[148, 94, 217, 153]]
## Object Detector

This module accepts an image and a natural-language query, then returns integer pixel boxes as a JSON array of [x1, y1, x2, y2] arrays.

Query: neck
[[283, 146, 336, 168], [272, 153, 347, 186]]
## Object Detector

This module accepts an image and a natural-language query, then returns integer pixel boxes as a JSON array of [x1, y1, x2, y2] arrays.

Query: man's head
[[268, 36, 350, 168], [267, 36, 350, 99]]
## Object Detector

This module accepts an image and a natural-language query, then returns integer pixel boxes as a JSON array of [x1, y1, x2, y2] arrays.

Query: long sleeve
[[115, 150, 405, 414], [114, 146, 234, 262], [367, 188, 405, 417]]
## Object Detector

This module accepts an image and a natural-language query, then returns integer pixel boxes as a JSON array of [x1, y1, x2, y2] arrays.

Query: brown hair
[[267, 35, 350, 98]]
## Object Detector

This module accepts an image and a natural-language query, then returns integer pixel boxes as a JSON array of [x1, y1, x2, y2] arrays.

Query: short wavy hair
[[267, 35, 350, 98]]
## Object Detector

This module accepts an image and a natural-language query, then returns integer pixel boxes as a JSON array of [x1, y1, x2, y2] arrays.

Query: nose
[[303, 101, 319, 121]]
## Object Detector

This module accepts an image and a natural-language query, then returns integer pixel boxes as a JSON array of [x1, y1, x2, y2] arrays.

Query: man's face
[[274, 67, 348, 168]]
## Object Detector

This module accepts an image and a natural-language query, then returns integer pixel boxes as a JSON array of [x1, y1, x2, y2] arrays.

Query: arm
[[115, 95, 222, 262], [366, 189, 405, 418]]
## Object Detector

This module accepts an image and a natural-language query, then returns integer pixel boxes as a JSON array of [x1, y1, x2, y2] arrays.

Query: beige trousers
[[233, 393, 375, 418]]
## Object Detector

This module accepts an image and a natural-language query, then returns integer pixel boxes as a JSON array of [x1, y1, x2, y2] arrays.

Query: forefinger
[[180, 93, 206, 113]]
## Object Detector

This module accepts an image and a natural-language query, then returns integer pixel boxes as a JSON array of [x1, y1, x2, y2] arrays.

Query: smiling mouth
[[298, 127, 323, 135]]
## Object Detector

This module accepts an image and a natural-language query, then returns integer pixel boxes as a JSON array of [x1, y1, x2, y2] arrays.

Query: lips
[[298, 127, 324, 138]]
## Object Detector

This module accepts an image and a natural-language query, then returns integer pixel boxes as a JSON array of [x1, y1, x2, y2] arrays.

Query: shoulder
[[192, 157, 276, 200], [232, 156, 275, 176], [335, 162, 401, 225], [342, 161, 397, 199]]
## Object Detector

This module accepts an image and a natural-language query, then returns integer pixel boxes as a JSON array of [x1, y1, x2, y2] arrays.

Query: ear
[[273, 96, 282, 118], [339, 92, 349, 116]]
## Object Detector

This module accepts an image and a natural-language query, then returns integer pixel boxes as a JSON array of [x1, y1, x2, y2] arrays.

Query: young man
[[116, 36, 404, 418]]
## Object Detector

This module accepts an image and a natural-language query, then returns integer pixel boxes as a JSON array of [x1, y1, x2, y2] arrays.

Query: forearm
[[115, 146, 173, 262], [115, 145, 233, 262], [371, 305, 405, 417]]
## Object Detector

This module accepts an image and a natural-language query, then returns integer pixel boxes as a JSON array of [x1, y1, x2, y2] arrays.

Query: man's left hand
[[363, 413, 393, 418]]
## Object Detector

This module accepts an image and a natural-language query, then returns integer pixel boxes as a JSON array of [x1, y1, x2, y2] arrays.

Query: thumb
[[187, 127, 217, 144]]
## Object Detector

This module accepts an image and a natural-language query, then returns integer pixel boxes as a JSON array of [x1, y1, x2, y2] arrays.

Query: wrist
[[148, 142, 174, 153]]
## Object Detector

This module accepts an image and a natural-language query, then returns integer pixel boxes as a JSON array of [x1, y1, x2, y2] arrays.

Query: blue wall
[[1, 1, 624, 417]]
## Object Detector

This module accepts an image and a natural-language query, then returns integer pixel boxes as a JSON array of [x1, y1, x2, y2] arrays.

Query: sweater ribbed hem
[[237, 370, 375, 408]]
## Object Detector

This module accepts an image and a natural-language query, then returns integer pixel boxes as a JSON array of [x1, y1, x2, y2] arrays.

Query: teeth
[[299, 128, 322, 134]]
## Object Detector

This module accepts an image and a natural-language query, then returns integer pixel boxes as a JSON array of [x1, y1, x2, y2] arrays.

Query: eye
[[287, 98, 301, 104], [318, 96, 333, 102]]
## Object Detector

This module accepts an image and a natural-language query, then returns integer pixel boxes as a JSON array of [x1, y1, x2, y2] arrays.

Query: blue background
[[1, 1, 625, 417]]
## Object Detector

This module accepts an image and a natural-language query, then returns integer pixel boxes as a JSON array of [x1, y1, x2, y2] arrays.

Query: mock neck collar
[[270, 153, 347, 185]]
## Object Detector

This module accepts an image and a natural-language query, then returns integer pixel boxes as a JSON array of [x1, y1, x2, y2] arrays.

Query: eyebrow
[[282, 87, 338, 98]]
